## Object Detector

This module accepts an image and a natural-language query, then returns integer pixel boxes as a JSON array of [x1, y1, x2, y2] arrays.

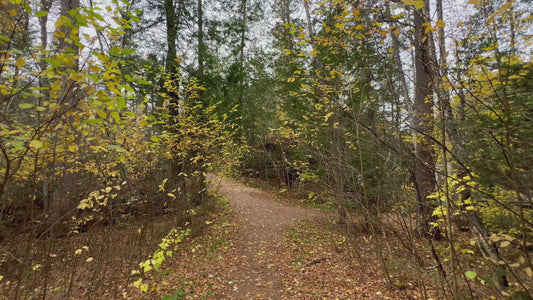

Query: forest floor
[[131, 176, 424, 299]]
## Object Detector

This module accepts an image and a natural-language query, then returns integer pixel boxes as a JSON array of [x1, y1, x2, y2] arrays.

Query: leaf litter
[[127, 177, 425, 299]]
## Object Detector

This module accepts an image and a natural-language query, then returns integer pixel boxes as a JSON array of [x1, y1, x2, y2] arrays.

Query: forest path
[[213, 176, 327, 299], [150, 176, 412, 299]]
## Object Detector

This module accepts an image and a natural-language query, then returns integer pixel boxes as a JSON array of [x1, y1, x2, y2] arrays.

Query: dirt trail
[[137, 176, 412, 299], [213, 177, 327, 299]]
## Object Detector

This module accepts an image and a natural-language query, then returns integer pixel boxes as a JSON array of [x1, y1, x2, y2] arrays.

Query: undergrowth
[[126, 193, 234, 299], [0, 192, 229, 299]]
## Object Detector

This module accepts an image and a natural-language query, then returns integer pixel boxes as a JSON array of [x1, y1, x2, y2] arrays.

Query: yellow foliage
[[402, 0, 425, 9]]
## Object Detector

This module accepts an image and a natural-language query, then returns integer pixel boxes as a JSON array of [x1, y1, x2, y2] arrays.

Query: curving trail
[[213, 177, 326, 299], [147, 175, 416, 299]]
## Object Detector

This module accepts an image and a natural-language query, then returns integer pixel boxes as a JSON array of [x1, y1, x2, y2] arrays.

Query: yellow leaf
[[18, 103, 34, 109], [68, 145, 78, 153], [402, 0, 425, 9], [69, 73, 83, 81], [436, 20, 446, 28], [29, 140, 43, 150], [526, 267, 532, 278], [159, 178, 168, 191], [167, 193, 175, 198], [54, 31, 65, 38], [324, 112, 334, 122], [75, 249, 82, 255], [133, 278, 143, 289], [89, 64, 101, 72], [110, 111, 120, 123], [500, 241, 510, 248], [15, 57, 25, 68], [9, 9, 17, 17], [424, 24, 432, 34], [96, 109, 107, 119], [109, 86, 121, 95], [86, 257, 93, 262], [60, 55, 74, 65]]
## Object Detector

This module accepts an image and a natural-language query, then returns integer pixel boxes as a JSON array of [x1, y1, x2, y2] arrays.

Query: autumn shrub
[[0, 74, 228, 299], [0, 4, 227, 298]]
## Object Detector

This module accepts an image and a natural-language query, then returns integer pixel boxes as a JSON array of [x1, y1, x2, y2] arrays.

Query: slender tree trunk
[[434, 0, 461, 294], [279, 0, 294, 59], [390, 26, 411, 108], [39, 0, 51, 55], [57, 0, 80, 109], [39, 0, 53, 216], [239, 0, 247, 71], [59, 0, 80, 70], [412, 1, 437, 237], [434, 0, 465, 167], [164, 0, 180, 115], [197, 0, 205, 78], [385, 2, 418, 162], [303, 0, 324, 76], [238, 0, 248, 139], [165, 0, 178, 74]]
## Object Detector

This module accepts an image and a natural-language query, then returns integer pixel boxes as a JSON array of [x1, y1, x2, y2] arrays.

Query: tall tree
[[197, 0, 205, 79], [164, 0, 181, 114], [58, 0, 80, 70], [411, 0, 437, 237], [237, 0, 248, 138]]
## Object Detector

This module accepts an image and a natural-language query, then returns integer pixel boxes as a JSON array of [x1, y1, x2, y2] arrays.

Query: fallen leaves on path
[[128, 178, 424, 299]]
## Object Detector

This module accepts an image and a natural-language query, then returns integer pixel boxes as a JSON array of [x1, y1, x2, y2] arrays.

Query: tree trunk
[[59, 0, 80, 70], [57, 0, 80, 108], [197, 0, 205, 79], [165, 0, 178, 74], [303, 0, 324, 76], [164, 0, 180, 115], [412, 1, 437, 238]]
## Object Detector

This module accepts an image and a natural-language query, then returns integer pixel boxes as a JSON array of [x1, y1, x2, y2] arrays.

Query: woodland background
[[0, 0, 532, 298]]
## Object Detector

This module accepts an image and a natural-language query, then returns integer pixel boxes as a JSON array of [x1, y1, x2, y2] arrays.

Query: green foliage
[[465, 270, 477, 279], [133, 227, 191, 293], [0, 1, 158, 229], [162, 293, 185, 300]]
